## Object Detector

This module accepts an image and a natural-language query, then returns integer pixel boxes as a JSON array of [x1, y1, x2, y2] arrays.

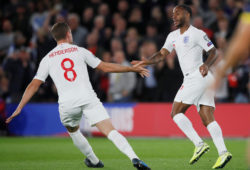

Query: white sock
[[173, 113, 203, 147], [68, 129, 99, 164], [108, 130, 139, 161], [207, 121, 227, 155]]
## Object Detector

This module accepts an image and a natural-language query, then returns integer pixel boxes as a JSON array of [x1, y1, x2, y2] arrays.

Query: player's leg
[[59, 106, 103, 168], [66, 125, 103, 167], [199, 105, 232, 169], [96, 119, 139, 160], [171, 102, 204, 147], [84, 101, 150, 170], [171, 102, 209, 164], [96, 119, 151, 170]]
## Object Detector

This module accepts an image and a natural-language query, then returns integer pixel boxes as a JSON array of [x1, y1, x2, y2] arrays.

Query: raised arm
[[5, 79, 43, 123]]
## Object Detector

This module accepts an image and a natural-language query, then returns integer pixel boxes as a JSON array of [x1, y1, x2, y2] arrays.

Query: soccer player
[[6, 22, 151, 170], [132, 5, 232, 169]]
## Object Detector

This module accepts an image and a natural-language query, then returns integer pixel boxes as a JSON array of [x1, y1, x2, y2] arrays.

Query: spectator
[[125, 27, 139, 43], [108, 50, 136, 102], [125, 39, 139, 61], [98, 3, 112, 27], [150, 6, 165, 34], [136, 41, 158, 101], [113, 17, 127, 39], [203, 0, 218, 28], [143, 21, 164, 49], [101, 27, 113, 50], [82, 7, 94, 32], [128, 7, 144, 35], [117, 0, 129, 18], [93, 15, 106, 44], [68, 13, 88, 47], [12, 3, 32, 43], [110, 37, 123, 55], [7, 31, 26, 57], [192, 16, 214, 39], [30, 1, 49, 34], [215, 18, 229, 38], [86, 31, 104, 60], [3, 47, 35, 102], [0, 20, 14, 61]]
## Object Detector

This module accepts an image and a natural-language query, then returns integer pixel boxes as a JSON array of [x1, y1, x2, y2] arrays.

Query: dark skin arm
[[5, 79, 43, 123], [131, 48, 170, 66], [199, 47, 217, 77]]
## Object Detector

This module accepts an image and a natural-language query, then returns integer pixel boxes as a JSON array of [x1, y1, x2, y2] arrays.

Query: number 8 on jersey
[[61, 58, 77, 82]]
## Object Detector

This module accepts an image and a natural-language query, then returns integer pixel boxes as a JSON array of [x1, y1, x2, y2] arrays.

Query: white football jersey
[[162, 25, 214, 75], [34, 43, 101, 107]]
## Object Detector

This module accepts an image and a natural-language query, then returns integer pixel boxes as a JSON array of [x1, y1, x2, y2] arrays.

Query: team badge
[[203, 35, 213, 47], [203, 35, 210, 42], [183, 36, 189, 44]]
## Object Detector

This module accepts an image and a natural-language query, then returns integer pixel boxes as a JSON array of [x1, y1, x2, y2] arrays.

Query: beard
[[176, 17, 185, 28]]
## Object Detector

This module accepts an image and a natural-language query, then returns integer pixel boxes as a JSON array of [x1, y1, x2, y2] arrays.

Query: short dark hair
[[176, 4, 192, 17], [51, 22, 70, 41]]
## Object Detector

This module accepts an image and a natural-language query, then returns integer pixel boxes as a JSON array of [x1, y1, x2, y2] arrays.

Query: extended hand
[[131, 60, 146, 67], [199, 64, 208, 77], [131, 57, 148, 67], [132, 64, 149, 78], [5, 109, 21, 124]]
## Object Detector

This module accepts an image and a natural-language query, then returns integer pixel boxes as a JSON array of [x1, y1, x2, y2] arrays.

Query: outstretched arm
[[200, 47, 218, 77], [96, 61, 149, 77], [131, 48, 170, 66], [5, 79, 43, 123]]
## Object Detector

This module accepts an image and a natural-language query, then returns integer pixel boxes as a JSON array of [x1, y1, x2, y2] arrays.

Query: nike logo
[[196, 147, 203, 154], [221, 155, 227, 162]]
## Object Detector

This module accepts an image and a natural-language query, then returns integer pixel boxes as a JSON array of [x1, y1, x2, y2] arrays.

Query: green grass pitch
[[0, 137, 247, 170]]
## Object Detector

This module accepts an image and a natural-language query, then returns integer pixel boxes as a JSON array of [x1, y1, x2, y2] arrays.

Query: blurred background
[[0, 0, 249, 137]]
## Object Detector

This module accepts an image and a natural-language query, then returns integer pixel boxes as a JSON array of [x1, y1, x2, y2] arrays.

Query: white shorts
[[59, 100, 110, 127], [174, 69, 215, 111]]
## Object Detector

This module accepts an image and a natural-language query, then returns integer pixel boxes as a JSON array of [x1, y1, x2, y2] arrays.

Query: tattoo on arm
[[205, 48, 217, 68], [148, 51, 165, 65]]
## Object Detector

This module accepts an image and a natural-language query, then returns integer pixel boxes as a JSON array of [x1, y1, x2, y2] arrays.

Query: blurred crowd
[[0, 0, 249, 106]]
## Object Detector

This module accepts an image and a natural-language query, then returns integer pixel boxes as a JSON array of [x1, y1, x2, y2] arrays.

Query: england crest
[[183, 36, 189, 44]]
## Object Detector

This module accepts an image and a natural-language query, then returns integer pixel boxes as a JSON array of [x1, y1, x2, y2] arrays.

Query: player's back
[[38, 43, 100, 108]]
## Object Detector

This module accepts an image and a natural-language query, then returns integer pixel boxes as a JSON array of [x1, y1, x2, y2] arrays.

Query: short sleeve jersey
[[162, 25, 214, 75], [34, 43, 101, 107]]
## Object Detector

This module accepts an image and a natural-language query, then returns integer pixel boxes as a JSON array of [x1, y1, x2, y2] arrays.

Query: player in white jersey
[[6, 22, 151, 170], [132, 5, 232, 169]]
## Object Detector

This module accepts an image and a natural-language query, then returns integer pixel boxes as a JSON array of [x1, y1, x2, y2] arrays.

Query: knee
[[66, 126, 79, 133], [171, 111, 179, 119], [202, 120, 211, 127]]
